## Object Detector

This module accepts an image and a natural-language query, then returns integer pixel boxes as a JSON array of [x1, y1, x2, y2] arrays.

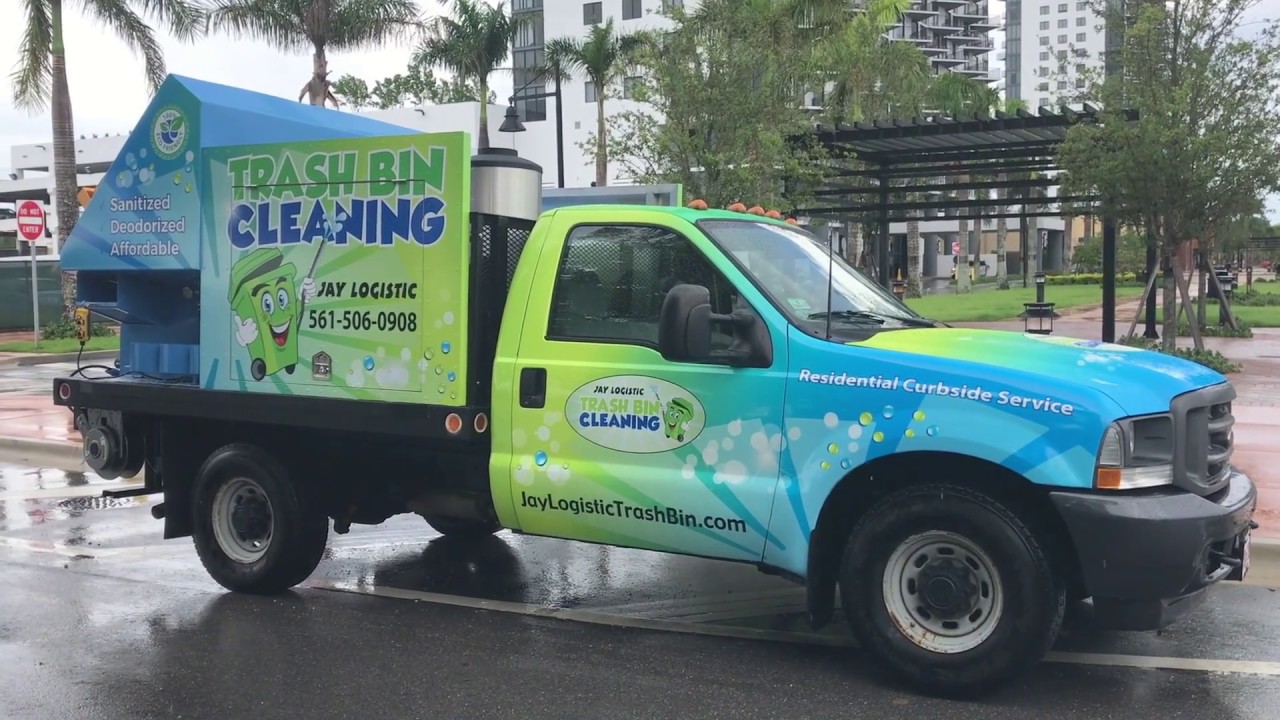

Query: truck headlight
[[1094, 414, 1175, 490]]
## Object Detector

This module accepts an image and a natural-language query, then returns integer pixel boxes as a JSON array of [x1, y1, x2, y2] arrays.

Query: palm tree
[[205, 0, 423, 108], [415, 0, 522, 150], [818, 0, 929, 293], [11, 0, 206, 319], [925, 74, 998, 293], [992, 97, 1029, 289], [545, 19, 642, 187]]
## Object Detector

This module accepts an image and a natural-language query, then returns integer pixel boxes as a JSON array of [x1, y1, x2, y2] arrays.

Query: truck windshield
[[698, 219, 933, 336]]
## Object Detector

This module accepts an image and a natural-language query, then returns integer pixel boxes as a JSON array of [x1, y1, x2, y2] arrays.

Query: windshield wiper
[[808, 310, 937, 327]]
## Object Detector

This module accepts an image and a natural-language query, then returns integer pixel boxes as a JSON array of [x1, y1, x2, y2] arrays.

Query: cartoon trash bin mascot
[[229, 248, 317, 381], [663, 397, 696, 442]]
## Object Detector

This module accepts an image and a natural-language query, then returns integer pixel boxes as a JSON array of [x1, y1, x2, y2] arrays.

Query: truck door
[[506, 214, 788, 563]]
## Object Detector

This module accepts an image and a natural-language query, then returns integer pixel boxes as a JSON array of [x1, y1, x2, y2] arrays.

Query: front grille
[[1171, 383, 1236, 495]]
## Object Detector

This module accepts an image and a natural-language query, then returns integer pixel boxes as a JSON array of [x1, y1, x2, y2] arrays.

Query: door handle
[[520, 367, 547, 408]]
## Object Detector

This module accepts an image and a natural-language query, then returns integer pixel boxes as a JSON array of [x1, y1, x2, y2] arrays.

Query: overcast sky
[[1, 0, 1276, 219]]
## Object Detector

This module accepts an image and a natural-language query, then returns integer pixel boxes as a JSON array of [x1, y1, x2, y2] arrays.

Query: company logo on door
[[567, 375, 706, 454]]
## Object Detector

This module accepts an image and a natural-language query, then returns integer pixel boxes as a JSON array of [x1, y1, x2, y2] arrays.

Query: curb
[[0, 349, 119, 368], [0, 436, 87, 474]]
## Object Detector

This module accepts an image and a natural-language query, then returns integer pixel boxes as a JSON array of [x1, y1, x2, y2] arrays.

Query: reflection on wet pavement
[[4, 458, 1280, 682]]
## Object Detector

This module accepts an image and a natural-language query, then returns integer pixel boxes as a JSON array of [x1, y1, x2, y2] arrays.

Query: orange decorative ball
[[687, 198, 708, 210], [765, 209, 782, 219], [727, 202, 747, 213], [785, 217, 799, 225], [747, 205, 766, 215]]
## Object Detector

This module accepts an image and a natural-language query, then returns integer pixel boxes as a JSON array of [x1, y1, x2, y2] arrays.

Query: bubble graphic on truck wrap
[[848, 424, 863, 439], [882, 405, 895, 419], [728, 419, 743, 436], [547, 464, 571, 485], [126, 153, 137, 169], [173, 174, 182, 185], [713, 461, 748, 486], [840, 458, 852, 469], [434, 366, 442, 376], [363, 356, 375, 371], [827, 443, 839, 455], [847, 442, 859, 453], [423, 349, 435, 361], [821, 461, 831, 470], [859, 412, 873, 426], [116, 171, 133, 188], [437, 384, 446, 394], [447, 371, 457, 382], [927, 426, 939, 437], [185, 150, 193, 163], [824, 412, 839, 428], [418, 358, 429, 371], [534, 451, 549, 467], [914, 410, 926, 422], [702, 441, 719, 465], [873, 431, 885, 442], [184, 184, 192, 193], [904, 429, 916, 438], [536, 426, 551, 442], [514, 461, 534, 485], [441, 341, 451, 354], [401, 348, 411, 362], [444, 312, 455, 326]]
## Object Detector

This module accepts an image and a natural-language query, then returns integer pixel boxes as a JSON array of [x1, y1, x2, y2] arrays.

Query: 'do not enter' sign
[[16, 200, 46, 242]]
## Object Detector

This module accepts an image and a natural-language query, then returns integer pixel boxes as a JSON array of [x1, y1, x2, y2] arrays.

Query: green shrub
[[1233, 291, 1280, 307], [1045, 272, 1140, 286], [41, 317, 114, 341], [1116, 335, 1242, 373], [1177, 318, 1254, 338]]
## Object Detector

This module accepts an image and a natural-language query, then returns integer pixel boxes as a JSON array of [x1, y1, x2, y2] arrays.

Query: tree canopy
[[1057, 0, 1280, 346]]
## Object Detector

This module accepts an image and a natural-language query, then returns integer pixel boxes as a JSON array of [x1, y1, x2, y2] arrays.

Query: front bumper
[[1049, 468, 1256, 631]]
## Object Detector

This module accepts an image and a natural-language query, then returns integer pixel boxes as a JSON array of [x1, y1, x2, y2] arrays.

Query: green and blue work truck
[[53, 76, 1255, 695]]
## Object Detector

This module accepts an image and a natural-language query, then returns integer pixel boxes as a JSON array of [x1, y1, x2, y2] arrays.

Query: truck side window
[[548, 224, 739, 351]]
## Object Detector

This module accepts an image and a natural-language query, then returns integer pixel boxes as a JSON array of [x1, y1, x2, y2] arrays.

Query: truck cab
[[51, 76, 1255, 697]]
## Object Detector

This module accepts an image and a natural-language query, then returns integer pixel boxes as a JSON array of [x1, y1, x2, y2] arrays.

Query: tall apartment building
[[1005, 0, 1108, 108], [511, 0, 1001, 187]]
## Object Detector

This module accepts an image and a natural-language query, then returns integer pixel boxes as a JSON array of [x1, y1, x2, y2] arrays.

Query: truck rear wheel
[[422, 513, 502, 538], [191, 444, 329, 594], [839, 483, 1065, 697]]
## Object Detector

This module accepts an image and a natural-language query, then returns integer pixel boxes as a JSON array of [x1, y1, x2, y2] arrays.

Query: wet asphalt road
[[3, 461, 1280, 719]]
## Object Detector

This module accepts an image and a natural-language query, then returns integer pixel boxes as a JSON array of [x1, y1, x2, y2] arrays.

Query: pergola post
[[878, 162, 890, 287], [1102, 216, 1117, 343]]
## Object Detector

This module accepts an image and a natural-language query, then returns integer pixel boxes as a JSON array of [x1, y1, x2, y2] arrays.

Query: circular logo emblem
[[151, 106, 188, 160], [566, 375, 706, 454]]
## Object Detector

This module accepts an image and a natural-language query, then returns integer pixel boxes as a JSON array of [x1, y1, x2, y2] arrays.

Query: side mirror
[[658, 284, 713, 362]]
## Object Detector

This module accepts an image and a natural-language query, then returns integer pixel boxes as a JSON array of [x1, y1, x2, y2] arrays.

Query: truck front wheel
[[840, 483, 1066, 696], [192, 444, 329, 594]]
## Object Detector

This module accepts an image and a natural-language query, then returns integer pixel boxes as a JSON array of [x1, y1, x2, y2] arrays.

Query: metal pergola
[[792, 105, 1138, 341]]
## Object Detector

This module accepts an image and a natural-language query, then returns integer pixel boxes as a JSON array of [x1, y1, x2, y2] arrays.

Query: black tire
[[421, 513, 502, 538], [191, 444, 329, 594], [840, 483, 1066, 697], [284, 364, 296, 375], [250, 358, 266, 381]]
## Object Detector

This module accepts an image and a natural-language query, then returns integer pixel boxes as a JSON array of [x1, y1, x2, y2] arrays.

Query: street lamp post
[[500, 64, 565, 189]]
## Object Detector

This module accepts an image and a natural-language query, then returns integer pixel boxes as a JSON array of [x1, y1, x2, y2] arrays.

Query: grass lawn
[[905, 285, 1145, 323], [0, 335, 120, 354], [1137, 284, 1280, 328]]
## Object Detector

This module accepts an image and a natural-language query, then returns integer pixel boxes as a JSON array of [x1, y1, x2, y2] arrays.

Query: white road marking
[[0, 482, 145, 502], [305, 580, 1280, 677], [1045, 651, 1280, 676]]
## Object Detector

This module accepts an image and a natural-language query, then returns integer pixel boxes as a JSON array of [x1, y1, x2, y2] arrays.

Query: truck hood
[[855, 328, 1228, 416]]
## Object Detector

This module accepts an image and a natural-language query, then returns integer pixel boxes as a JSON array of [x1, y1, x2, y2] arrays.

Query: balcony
[[903, 6, 939, 18], [930, 54, 970, 65], [950, 34, 994, 52], [922, 18, 964, 32]]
